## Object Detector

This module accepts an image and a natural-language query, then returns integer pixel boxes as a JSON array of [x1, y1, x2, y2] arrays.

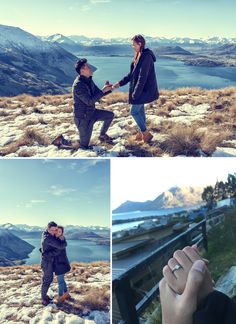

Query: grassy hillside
[[0, 87, 235, 157], [203, 206, 236, 281], [0, 261, 110, 323]]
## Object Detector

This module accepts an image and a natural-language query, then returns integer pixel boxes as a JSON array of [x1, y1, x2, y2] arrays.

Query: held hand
[[102, 85, 113, 93], [162, 246, 214, 305], [112, 82, 120, 90]]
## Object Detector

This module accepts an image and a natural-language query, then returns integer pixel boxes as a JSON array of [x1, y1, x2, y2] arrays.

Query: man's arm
[[93, 83, 112, 98], [45, 236, 67, 250], [132, 55, 152, 100], [193, 290, 236, 324], [75, 82, 104, 106]]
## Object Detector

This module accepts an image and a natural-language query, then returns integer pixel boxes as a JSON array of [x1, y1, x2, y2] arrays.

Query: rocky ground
[[0, 262, 110, 324], [0, 88, 235, 157]]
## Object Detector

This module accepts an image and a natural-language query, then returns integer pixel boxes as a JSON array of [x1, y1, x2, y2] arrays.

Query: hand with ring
[[162, 245, 214, 302], [160, 245, 214, 324]]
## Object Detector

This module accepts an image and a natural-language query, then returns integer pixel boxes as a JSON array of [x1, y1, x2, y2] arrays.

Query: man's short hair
[[47, 221, 57, 228], [75, 58, 87, 74]]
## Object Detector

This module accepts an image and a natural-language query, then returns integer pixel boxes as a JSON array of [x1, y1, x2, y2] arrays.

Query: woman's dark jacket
[[193, 290, 236, 324], [119, 48, 159, 105], [53, 238, 71, 276]]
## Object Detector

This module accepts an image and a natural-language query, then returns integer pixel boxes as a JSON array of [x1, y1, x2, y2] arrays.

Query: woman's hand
[[160, 260, 207, 324]]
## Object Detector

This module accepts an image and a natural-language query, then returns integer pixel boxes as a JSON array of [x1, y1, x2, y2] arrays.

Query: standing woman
[[113, 35, 159, 143], [54, 226, 71, 304]]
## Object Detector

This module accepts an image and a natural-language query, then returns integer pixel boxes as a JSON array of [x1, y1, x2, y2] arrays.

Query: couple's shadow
[[56, 296, 86, 317]]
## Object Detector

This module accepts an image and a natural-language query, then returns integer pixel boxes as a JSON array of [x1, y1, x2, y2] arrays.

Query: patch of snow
[[212, 147, 236, 157]]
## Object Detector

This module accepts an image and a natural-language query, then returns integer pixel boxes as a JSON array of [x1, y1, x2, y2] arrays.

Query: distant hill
[[66, 230, 105, 240], [0, 24, 78, 96], [153, 46, 193, 56], [113, 186, 204, 213], [214, 44, 236, 56], [0, 228, 34, 260]]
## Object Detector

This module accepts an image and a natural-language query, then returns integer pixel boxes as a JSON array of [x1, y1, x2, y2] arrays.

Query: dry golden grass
[[1, 87, 235, 157], [103, 91, 128, 105], [77, 286, 110, 311], [0, 128, 49, 156], [161, 126, 203, 156], [0, 261, 110, 320], [201, 129, 232, 155]]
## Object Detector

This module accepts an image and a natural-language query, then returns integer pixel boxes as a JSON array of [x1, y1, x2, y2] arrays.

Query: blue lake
[[112, 198, 233, 232], [112, 205, 201, 232], [24, 238, 110, 264], [84, 56, 236, 90]]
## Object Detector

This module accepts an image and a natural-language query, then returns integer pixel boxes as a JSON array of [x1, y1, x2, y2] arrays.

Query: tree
[[202, 186, 216, 210], [226, 174, 236, 198]]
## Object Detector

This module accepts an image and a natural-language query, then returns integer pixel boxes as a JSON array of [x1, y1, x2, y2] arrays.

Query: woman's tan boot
[[54, 295, 64, 304], [135, 132, 143, 141], [142, 130, 153, 143], [62, 292, 71, 300]]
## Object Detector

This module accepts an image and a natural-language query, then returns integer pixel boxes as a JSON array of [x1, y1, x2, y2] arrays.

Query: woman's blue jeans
[[57, 274, 68, 296], [130, 104, 146, 132]]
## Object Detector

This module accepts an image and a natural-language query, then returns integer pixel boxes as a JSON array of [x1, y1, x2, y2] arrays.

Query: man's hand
[[160, 260, 207, 324]]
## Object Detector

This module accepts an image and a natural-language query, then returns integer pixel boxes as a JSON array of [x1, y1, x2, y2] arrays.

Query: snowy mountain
[[113, 186, 204, 213], [42, 33, 76, 45], [0, 224, 110, 241], [0, 24, 78, 96], [41, 33, 86, 53], [43, 34, 236, 48], [40, 33, 236, 58], [0, 228, 34, 260]]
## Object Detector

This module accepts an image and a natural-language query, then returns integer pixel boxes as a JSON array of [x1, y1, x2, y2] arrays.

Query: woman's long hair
[[132, 35, 146, 64], [57, 226, 64, 234]]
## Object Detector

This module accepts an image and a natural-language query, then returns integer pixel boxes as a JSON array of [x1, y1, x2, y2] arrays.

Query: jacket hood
[[143, 48, 156, 62]]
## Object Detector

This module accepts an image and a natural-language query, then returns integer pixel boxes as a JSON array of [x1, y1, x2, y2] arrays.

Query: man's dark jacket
[[119, 48, 159, 105], [193, 290, 236, 324], [72, 75, 110, 119], [41, 231, 67, 263]]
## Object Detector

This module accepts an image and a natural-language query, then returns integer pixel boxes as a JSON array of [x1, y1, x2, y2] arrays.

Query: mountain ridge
[[113, 186, 204, 213]]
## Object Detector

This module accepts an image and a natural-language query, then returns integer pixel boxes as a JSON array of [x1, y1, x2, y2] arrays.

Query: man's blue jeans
[[57, 274, 68, 297], [130, 104, 146, 132]]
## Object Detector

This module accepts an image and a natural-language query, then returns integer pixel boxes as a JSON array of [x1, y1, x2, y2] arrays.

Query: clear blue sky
[[0, 0, 235, 38], [0, 159, 110, 227], [111, 158, 236, 209]]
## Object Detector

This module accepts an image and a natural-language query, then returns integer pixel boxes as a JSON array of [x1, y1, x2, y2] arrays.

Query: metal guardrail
[[112, 220, 207, 324]]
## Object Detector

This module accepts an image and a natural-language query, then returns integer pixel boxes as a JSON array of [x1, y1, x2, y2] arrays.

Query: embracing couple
[[40, 221, 71, 306], [54, 35, 159, 150]]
